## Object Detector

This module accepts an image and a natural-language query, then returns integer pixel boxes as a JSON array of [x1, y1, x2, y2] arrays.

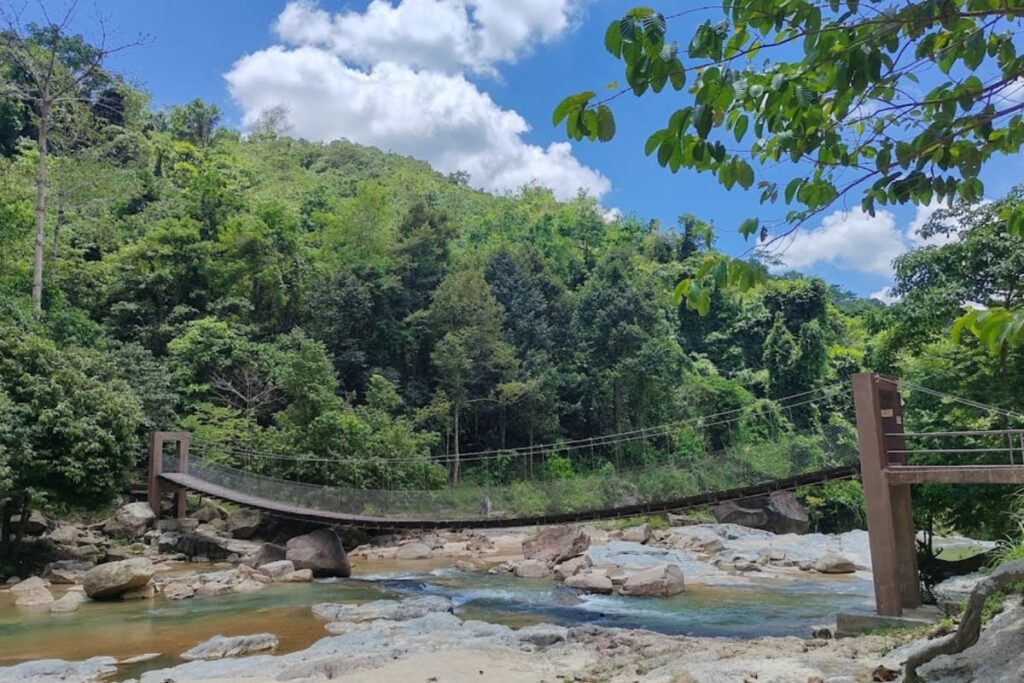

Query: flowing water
[[0, 559, 875, 679]]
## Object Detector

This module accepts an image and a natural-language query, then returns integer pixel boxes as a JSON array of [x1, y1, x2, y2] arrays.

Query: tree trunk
[[32, 100, 50, 311], [12, 497, 29, 555], [51, 156, 66, 262], [452, 403, 461, 485], [0, 501, 12, 558]]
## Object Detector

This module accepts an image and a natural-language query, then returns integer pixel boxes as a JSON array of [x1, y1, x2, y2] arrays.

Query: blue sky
[[55, 0, 1024, 299]]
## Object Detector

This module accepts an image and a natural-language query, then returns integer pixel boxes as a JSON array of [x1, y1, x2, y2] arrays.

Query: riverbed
[[0, 556, 875, 680]]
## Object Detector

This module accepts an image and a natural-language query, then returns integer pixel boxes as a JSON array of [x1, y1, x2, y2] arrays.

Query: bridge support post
[[853, 373, 920, 617], [147, 431, 191, 519]]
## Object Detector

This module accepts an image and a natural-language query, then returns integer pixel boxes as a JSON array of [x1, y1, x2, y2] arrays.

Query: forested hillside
[[1, 31, 1022, 545]]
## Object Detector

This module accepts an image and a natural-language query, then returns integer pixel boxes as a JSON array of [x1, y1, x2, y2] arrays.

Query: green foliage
[[559, 3, 1024, 312], [799, 480, 866, 534]]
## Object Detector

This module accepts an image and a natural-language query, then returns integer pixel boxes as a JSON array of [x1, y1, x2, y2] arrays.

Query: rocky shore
[[0, 500, 1011, 682]]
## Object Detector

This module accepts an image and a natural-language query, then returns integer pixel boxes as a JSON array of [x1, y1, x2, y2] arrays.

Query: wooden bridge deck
[[158, 464, 860, 529]]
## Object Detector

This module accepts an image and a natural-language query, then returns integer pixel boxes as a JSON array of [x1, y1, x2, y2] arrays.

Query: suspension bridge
[[149, 373, 1024, 617]]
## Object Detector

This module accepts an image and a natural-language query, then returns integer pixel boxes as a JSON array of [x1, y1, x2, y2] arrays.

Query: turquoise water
[[0, 565, 874, 676]]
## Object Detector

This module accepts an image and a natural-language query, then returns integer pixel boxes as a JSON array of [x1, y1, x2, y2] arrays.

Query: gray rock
[[0, 656, 117, 682], [227, 508, 262, 539], [48, 524, 80, 544], [163, 582, 195, 600], [181, 633, 279, 661], [157, 518, 199, 532], [620, 563, 686, 596], [621, 523, 653, 544], [312, 595, 454, 622], [12, 577, 54, 607], [82, 558, 155, 599], [122, 580, 156, 600], [395, 541, 432, 560], [286, 528, 351, 577], [280, 568, 313, 582], [176, 530, 232, 561], [515, 558, 550, 578], [522, 525, 589, 565], [104, 502, 156, 538], [192, 501, 227, 523], [50, 589, 88, 612], [552, 555, 592, 581], [256, 560, 295, 579], [564, 569, 614, 594], [517, 623, 569, 646], [713, 493, 809, 534], [250, 542, 286, 567], [44, 560, 93, 584], [195, 582, 232, 597], [813, 552, 856, 574]]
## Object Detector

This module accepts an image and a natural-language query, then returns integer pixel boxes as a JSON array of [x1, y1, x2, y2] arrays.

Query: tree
[[0, 323, 143, 555], [0, 4, 142, 310], [168, 98, 220, 147], [556, 3, 1024, 319]]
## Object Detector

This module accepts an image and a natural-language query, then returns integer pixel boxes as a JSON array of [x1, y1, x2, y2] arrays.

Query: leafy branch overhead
[[555, 1, 1024, 346]]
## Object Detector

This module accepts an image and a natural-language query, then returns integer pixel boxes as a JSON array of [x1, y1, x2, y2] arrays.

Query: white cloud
[[774, 208, 907, 276], [225, 1, 606, 202], [870, 287, 899, 305]]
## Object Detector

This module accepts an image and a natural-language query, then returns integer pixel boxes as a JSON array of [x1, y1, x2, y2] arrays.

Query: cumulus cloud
[[774, 208, 907, 276], [774, 201, 964, 283], [225, 0, 607, 202]]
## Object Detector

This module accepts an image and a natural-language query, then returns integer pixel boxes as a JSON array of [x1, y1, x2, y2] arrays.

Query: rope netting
[[163, 386, 862, 522]]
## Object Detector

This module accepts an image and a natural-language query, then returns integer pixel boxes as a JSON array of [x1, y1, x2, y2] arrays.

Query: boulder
[[713, 492, 810, 535], [564, 569, 614, 594], [515, 559, 550, 578], [177, 530, 232, 561], [181, 633, 279, 661], [713, 499, 769, 530], [44, 560, 93, 585], [157, 518, 199, 533], [765, 491, 810, 535], [163, 582, 196, 600], [82, 558, 155, 599], [233, 579, 265, 593], [192, 502, 228, 523], [522, 525, 589, 565], [395, 541, 432, 560], [0, 657, 118, 682], [47, 525, 80, 545], [552, 555, 592, 581], [620, 563, 685, 597], [122, 581, 156, 600], [104, 502, 156, 538], [256, 560, 295, 580], [250, 542, 287, 567], [621, 523, 653, 544], [286, 528, 351, 578], [12, 577, 54, 607], [49, 590, 88, 613], [11, 510, 49, 536], [227, 508, 262, 539], [813, 552, 856, 574]]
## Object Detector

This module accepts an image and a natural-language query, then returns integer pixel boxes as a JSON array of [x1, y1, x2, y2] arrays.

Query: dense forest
[[1, 24, 1022, 552]]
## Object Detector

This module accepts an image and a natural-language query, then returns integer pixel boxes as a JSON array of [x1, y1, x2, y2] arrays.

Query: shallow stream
[[0, 559, 874, 679]]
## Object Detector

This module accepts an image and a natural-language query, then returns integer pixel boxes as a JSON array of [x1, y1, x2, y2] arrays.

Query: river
[[0, 557, 874, 680]]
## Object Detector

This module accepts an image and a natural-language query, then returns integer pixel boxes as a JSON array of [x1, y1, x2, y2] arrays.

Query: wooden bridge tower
[[148, 431, 190, 519]]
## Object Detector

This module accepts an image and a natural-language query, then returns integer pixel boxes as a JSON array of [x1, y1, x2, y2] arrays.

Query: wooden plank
[[886, 465, 1024, 485], [159, 464, 860, 530]]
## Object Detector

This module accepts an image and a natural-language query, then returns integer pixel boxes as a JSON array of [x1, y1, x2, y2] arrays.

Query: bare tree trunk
[[0, 502, 12, 558], [51, 156, 66, 262], [32, 101, 49, 311], [452, 403, 461, 485]]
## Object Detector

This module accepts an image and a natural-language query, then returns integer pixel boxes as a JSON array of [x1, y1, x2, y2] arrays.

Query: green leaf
[[734, 115, 749, 142], [738, 217, 759, 239], [604, 21, 623, 57], [596, 105, 616, 142]]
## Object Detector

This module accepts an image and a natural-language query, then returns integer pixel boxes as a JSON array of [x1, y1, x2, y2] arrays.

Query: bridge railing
[[175, 421, 860, 522]]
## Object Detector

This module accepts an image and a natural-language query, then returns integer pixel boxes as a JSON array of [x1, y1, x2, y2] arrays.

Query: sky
[[39, 0, 1024, 300]]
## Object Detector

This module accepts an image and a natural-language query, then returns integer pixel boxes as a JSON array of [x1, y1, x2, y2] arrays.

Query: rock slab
[[620, 563, 686, 597], [181, 633, 279, 661], [522, 525, 589, 565]]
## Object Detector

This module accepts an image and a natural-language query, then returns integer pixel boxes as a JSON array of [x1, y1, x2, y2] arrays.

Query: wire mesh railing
[[163, 418, 861, 522]]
